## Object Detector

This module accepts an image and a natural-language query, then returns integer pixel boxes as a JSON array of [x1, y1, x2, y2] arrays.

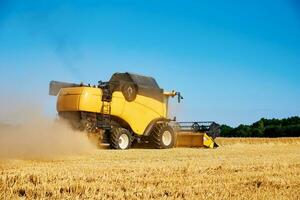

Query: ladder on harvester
[[97, 81, 112, 130], [99, 101, 111, 129], [102, 101, 111, 117]]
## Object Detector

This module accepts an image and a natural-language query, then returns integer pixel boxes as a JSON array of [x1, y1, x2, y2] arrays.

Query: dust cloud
[[0, 113, 95, 159]]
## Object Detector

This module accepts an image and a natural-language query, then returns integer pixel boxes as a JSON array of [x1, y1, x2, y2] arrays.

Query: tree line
[[220, 116, 300, 137]]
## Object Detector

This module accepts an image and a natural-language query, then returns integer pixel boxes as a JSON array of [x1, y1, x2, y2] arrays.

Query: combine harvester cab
[[49, 72, 219, 149]]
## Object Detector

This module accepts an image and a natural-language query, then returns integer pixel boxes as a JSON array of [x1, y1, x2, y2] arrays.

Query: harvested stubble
[[0, 138, 300, 200]]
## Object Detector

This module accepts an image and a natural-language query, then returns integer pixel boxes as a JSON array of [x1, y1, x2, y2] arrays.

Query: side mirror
[[176, 92, 184, 103]]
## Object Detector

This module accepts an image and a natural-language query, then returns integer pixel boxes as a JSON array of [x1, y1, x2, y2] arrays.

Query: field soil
[[1, 138, 300, 199]]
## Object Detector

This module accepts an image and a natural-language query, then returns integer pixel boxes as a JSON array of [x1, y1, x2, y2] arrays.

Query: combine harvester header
[[176, 122, 220, 148], [49, 72, 220, 149]]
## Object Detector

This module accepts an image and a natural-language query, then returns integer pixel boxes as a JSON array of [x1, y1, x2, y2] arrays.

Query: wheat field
[[0, 138, 300, 200]]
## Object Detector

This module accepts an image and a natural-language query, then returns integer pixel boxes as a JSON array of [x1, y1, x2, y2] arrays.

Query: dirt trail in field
[[0, 113, 94, 159]]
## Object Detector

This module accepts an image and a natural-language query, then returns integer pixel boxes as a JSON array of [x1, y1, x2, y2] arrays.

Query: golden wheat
[[0, 138, 300, 199]]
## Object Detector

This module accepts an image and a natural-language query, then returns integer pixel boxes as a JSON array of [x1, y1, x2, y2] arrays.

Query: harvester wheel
[[151, 123, 175, 149], [110, 128, 132, 150]]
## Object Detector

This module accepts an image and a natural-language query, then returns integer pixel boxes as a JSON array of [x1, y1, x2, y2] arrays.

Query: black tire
[[109, 127, 132, 150], [121, 82, 138, 102], [151, 123, 175, 149]]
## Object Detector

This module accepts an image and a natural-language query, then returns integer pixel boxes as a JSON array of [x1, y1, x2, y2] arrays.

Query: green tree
[[220, 116, 300, 137]]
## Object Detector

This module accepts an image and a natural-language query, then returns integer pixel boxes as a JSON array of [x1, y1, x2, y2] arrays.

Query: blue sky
[[0, 0, 299, 126]]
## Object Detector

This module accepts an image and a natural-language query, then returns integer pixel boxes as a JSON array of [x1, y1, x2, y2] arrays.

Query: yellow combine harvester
[[49, 72, 219, 150]]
